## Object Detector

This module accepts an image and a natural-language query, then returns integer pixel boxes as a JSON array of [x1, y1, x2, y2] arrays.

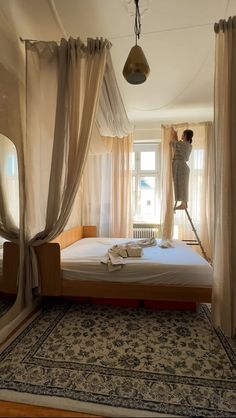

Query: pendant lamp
[[123, 0, 150, 85]]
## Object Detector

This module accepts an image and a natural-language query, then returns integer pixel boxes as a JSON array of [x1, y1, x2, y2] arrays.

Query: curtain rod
[[20, 37, 39, 42], [214, 16, 236, 33]]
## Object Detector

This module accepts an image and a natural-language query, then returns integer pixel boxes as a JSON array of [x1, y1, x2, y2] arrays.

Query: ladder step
[[174, 208, 208, 261]]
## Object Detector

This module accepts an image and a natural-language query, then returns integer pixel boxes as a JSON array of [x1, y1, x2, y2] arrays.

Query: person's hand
[[171, 127, 178, 140]]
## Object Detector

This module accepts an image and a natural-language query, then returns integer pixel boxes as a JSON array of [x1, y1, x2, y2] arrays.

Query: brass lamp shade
[[123, 44, 150, 85]]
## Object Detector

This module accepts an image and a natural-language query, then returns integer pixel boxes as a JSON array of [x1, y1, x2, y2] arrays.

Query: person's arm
[[170, 127, 178, 146]]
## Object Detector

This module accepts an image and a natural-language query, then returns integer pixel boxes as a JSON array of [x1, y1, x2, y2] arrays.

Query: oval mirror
[[0, 133, 19, 317]]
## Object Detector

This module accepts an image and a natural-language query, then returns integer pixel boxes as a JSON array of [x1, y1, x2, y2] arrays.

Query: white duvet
[[60, 237, 213, 287]]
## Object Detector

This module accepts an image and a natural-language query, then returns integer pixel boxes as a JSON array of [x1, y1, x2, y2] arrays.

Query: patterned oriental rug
[[0, 300, 236, 417]]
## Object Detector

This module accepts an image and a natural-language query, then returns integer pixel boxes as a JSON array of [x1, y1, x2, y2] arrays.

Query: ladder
[[174, 208, 208, 261]]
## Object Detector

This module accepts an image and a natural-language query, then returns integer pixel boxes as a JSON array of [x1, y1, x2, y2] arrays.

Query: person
[[170, 127, 193, 210]]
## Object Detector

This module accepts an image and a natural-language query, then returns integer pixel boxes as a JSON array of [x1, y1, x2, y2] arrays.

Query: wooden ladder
[[175, 208, 208, 261]]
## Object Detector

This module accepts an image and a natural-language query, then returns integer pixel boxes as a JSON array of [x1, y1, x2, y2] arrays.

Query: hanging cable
[[48, 0, 68, 38], [134, 0, 141, 44]]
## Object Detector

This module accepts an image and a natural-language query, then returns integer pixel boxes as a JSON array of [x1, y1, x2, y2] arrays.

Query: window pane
[[139, 177, 155, 221], [6, 154, 17, 176], [140, 152, 155, 170]]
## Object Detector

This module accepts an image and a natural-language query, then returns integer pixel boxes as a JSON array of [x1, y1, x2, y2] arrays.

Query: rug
[[0, 300, 236, 417]]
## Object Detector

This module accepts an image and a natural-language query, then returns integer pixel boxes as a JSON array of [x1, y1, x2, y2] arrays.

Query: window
[[132, 143, 161, 223], [6, 153, 17, 177]]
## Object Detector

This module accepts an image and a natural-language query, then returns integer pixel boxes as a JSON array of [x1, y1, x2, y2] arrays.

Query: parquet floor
[[0, 400, 102, 417]]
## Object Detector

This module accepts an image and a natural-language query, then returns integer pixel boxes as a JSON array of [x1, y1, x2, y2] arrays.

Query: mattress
[[61, 238, 213, 287]]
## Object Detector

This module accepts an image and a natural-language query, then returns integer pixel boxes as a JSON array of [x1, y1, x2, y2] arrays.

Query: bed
[[2, 225, 212, 302]]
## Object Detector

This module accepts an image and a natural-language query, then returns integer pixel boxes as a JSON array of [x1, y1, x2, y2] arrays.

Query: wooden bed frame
[[1, 226, 212, 302]]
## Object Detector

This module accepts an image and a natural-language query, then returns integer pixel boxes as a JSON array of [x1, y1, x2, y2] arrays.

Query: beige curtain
[[161, 122, 213, 259], [23, 37, 110, 290], [160, 126, 174, 242], [212, 16, 236, 337], [83, 133, 133, 238]]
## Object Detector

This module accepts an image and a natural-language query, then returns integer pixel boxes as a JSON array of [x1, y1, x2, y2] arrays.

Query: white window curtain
[[212, 16, 236, 337], [83, 133, 133, 238], [22, 37, 111, 294], [161, 122, 213, 259], [106, 134, 133, 238], [82, 152, 112, 237]]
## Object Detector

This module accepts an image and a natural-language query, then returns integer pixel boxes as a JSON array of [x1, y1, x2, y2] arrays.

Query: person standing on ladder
[[170, 127, 193, 210]]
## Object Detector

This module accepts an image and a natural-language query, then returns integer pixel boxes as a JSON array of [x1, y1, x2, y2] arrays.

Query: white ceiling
[[2, 0, 236, 132]]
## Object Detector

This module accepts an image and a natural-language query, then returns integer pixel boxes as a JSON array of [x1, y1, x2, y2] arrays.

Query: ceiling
[[2, 0, 236, 134]]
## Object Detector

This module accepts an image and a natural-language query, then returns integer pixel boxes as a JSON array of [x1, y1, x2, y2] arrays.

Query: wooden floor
[[0, 400, 102, 417]]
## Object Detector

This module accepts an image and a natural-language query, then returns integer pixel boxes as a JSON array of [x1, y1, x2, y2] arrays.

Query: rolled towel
[[111, 245, 128, 258], [159, 239, 174, 248], [126, 246, 143, 257], [101, 251, 125, 272], [126, 237, 157, 248], [138, 237, 157, 247]]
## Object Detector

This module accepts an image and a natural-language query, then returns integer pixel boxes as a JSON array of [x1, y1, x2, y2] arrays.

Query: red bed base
[[91, 297, 197, 311]]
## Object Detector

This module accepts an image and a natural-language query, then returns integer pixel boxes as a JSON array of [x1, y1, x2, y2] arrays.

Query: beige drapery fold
[[23, 37, 110, 290], [212, 16, 236, 337], [161, 122, 213, 259], [160, 126, 174, 242], [83, 134, 133, 238]]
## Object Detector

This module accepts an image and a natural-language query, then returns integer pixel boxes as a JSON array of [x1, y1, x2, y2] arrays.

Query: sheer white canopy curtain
[[81, 51, 134, 239], [161, 122, 213, 259], [212, 16, 236, 337], [96, 53, 133, 138], [23, 37, 111, 294]]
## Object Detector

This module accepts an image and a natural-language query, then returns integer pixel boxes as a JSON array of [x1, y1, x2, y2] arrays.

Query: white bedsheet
[[61, 238, 213, 287]]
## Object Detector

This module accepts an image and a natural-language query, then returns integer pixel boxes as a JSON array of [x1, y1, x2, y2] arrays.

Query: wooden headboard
[[51, 225, 97, 249], [1, 225, 97, 295]]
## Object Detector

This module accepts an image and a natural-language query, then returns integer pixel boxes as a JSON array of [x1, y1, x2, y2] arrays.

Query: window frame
[[132, 142, 161, 223]]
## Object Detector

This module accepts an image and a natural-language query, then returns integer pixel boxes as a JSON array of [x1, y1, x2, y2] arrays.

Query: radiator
[[133, 227, 159, 239]]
